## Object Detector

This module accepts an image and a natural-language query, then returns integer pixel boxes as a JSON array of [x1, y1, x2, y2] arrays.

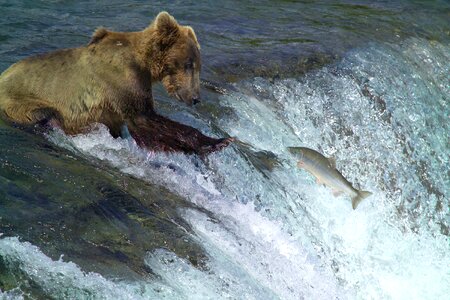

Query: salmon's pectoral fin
[[332, 189, 343, 197]]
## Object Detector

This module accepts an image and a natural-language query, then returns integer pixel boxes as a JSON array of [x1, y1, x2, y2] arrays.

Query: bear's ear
[[152, 12, 180, 49], [185, 26, 200, 49], [154, 12, 179, 35], [89, 27, 108, 45]]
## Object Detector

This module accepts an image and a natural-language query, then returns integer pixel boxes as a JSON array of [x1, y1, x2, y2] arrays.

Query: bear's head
[[148, 12, 201, 106]]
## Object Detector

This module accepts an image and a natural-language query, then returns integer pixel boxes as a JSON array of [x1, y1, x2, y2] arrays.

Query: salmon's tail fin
[[352, 190, 372, 210]]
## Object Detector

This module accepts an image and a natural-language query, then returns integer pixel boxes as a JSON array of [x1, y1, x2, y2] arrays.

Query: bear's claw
[[199, 137, 235, 155]]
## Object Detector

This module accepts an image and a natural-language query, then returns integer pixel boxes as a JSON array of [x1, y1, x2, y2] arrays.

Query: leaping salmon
[[288, 147, 372, 209]]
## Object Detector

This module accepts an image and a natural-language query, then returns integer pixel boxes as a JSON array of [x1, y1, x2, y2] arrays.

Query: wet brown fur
[[0, 12, 232, 154]]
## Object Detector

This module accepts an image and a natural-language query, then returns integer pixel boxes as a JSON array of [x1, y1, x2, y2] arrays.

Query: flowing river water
[[0, 1, 449, 299]]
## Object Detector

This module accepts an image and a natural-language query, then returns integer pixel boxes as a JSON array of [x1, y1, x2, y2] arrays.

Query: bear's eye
[[185, 61, 194, 70]]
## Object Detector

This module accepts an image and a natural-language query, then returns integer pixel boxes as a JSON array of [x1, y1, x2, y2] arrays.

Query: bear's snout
[[175, 88, 200, 106]]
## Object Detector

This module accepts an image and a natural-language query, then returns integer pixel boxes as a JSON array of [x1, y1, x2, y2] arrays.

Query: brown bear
[[0, 12, 233, 155]]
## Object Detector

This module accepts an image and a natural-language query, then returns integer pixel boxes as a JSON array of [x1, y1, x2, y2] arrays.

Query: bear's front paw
[[199, 137, 235, 155]]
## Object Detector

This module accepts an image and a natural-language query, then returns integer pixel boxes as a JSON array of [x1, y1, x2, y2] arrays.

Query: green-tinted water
[[0, 1, 449, 299]]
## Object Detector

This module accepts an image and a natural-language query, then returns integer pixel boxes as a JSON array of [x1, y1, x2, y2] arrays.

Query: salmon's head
[[288, 147, 305, 162]]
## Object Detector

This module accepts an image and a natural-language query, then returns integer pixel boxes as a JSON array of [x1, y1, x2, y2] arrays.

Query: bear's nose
[[192, 96, 200, 105]]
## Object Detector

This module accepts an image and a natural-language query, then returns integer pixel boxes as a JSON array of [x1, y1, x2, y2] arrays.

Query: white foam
[[181, 204, 343, 299], [0, 237, 178, 299], [36, 37, 450, 299], [0, 288, 24, 300], [47, 124, 344, 299], [216, 38, 450, 299]]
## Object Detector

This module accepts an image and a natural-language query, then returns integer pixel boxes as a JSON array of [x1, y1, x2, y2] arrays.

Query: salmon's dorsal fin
[[327, 157, 337, 169]]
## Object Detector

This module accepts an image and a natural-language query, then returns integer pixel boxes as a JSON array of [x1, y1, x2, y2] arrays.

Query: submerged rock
[[0, 121, 207, 292]]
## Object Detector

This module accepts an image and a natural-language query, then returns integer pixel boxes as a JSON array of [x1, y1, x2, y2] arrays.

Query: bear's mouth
[[174, 91, 194, 106]]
